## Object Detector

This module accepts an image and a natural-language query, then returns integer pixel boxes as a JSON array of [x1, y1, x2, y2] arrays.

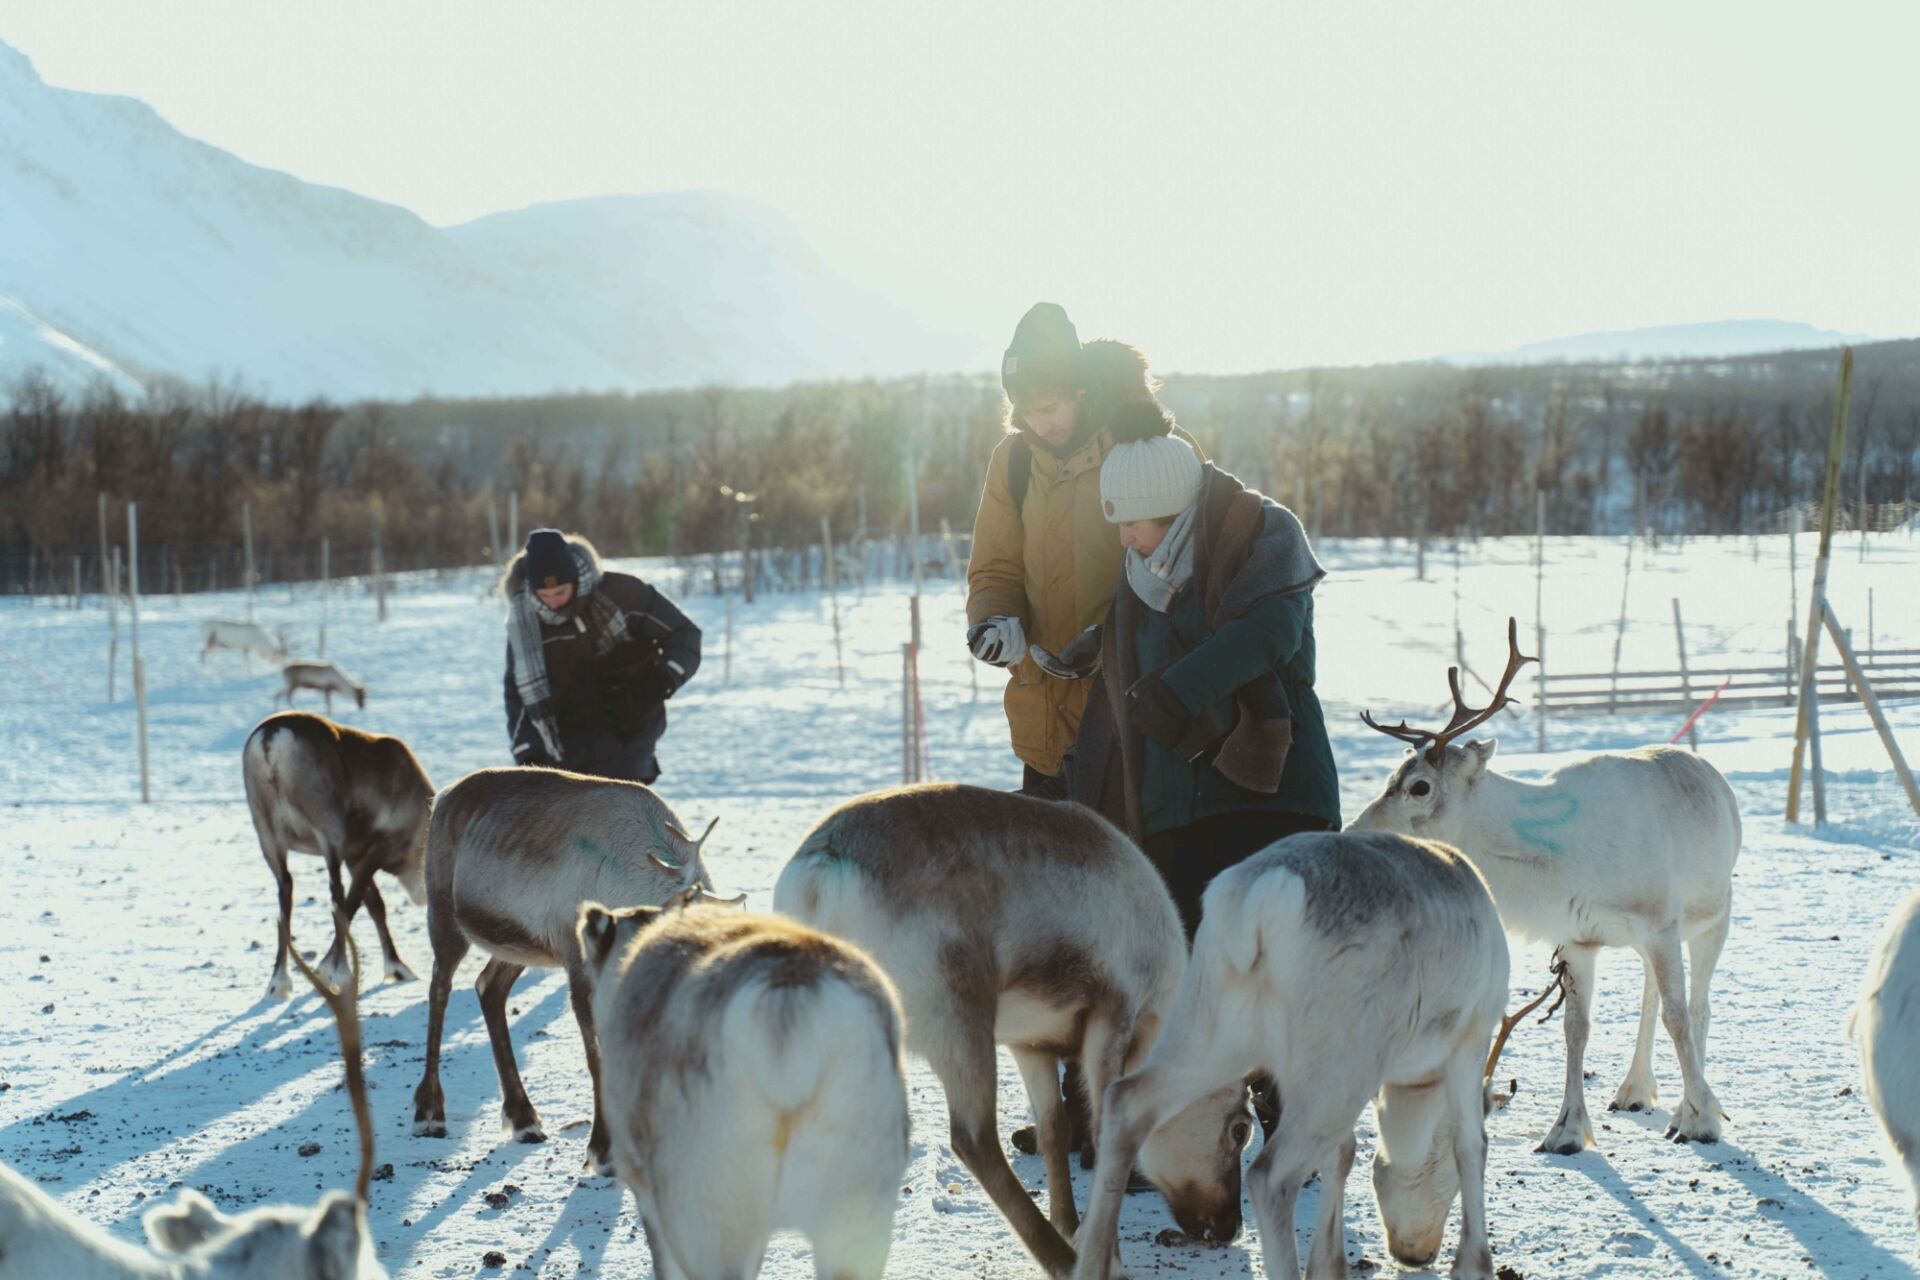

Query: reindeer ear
[[1462, 739, 1498, 775], [578, 902, 620, 967], [145, 1188, 229, 1252], [305, 1193, 364, 1280]]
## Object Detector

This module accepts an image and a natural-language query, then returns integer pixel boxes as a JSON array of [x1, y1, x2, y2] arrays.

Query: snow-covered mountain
[[0, 39, 959, 400], [1444, 319, 1873, 366]]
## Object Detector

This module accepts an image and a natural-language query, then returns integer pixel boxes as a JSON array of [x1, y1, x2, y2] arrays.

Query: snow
[[2, 531, 1918, 1278]]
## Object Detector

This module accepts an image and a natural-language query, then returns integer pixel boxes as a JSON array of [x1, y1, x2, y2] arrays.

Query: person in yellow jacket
[[967, 302, 1199, 796]]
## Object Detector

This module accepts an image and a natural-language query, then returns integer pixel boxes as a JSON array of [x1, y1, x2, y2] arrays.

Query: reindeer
[[773, 784, 1254, 1279], [277, 659, 366, 712], [0, 914, 385, 1278], [577, 900, 910, 1279], [1349, 619, 1742, 1151], [1854, 887, 1920, 1248], [201, 618, 288, 667], [1071, 831, 1509, 1280], [411, 767, 738, 1175], [243, 712, 432, 997]]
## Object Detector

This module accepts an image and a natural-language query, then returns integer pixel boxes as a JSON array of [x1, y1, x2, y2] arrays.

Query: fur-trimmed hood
[[1005, 338, 1176, 448], [499, 532, 604, 598]]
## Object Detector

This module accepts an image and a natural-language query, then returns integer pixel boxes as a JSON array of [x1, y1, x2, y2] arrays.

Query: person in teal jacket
[[1049, 424, 1340, 938]]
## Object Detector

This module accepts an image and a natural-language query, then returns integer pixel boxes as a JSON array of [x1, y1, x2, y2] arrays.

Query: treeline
[[4, 340, 1918, 593]]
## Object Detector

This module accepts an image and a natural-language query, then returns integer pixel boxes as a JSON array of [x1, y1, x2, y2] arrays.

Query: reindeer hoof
[[583, 1153, 615, 1178], [1668, 1099, 1723, 1144], [385, 959, 419, 984], [413, 1118, 448, 1138], [266, 971, 294, 1000], [512, 1123, 547, 1144]]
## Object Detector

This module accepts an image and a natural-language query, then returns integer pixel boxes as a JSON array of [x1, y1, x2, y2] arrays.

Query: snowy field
[[2, 532, 1917, 1279]]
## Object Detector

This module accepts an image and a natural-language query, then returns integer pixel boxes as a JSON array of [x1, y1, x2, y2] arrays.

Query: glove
[[1126, 673, 1193, 750], [1029, 623, 1103, 681], [966, 616, 1028, 667]]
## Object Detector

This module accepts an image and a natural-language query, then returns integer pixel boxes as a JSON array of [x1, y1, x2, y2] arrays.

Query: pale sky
[[6, 0, 1916, 372]]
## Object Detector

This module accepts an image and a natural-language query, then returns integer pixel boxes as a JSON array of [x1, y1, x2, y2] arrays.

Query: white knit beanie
[[1100, 436, 1202, 523]]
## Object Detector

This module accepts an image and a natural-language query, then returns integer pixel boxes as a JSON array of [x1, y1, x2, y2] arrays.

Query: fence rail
[[1543, 653, 1920, 715]]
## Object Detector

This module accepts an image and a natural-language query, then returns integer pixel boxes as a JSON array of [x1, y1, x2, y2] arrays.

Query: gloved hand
[[966, 616, 1028, 667], [1029, 623, 1103, 681], [1126, 673, 1194, 750]]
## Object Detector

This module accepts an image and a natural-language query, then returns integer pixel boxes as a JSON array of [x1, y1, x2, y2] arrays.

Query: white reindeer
[[1349, 619, 1741, 1151], [773, 783, 1254, 1279], [277, 659, 366, 711], [411, 767, 738, 1175], [242, 712, 432, 996], [200, 618, 287, 667], [1854, 887, 1920, 1249], [0, 915, 385, 1279], [577, 900, 909, 1280], [1071, 831, 1509, 1280]]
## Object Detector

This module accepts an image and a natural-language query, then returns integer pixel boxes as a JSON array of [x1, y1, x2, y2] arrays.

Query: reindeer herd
[[3, 619, 1917, 1279]]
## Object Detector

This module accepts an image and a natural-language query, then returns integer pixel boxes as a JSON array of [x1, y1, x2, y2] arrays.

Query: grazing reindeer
[[242, 712, 431, 997], [773, 784, 1254, 1279], [578, 901, 909, 1280], [278, 659, 366, 712], [1854, 888, 1920, 1248], [0, 913, 385, 1279], [201, 618, 288, 667], [1072, 832, 1509, 1280], [411, 767, 737, 1174], [1349, 619, 1741, 1151]]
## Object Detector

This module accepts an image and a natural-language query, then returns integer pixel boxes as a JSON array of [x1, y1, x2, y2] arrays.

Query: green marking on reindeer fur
[[1512, 793, 1580, 855]]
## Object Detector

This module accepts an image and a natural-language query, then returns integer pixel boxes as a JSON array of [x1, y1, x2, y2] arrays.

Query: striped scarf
[[508, 548, 632, 761]]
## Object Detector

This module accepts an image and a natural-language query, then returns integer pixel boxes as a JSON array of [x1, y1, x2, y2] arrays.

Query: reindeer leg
[[1611, 962, 1661, 1112], [263, 845, 294, 1000], [1648, 928, 1724, 1143], [1011, 1047, 1078, 1237], [1687, 907, 1731, 1060], [476, 957, 543, 1142], [316, 850, 354, 990], [412, 909, 468, 1137], [564, 945, 614, 1175], [1539, 943, 1597, 1154], [1303, 1130, 1358, 1280], [1443, 1047, 1495, 1280], [360, 882, 416, 984]]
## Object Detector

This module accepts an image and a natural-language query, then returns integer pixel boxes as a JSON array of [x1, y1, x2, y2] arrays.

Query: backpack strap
[[1007, 435, 1032, 519]]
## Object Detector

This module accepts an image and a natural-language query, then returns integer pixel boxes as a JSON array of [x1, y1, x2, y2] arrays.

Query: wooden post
[[1823, 603, 1920, 816], [1788, 507, 1801, 666], [488, 493, 501, 564], [128, 504, 150, 803], [107, 546, 120, 701], [1534, 489, 1547, 751], [902, 644, 914, 782], [508, 490, 519, 554], [98, 493, 110, 603], [372, 515, 388, 623], [242, 501, 256, 620], [1867, 588, 1874, 658], [1672, 597, 1697, 749], [1788, 348, 1852, 823], [71, 555, 81, 610], [940, 516, 962, 583], [1609, 533, 1633, 714], [821, 515, 844, 689], [319, 537, 331, 657], [1415, 504, 1427, 581], [723, 596, 734, 683]]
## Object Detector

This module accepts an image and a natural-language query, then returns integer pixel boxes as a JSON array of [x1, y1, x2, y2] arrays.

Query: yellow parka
[[965, 341, 1201, 774]]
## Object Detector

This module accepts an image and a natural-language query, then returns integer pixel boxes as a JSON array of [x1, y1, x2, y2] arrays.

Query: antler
[[1361, 618, 1537, 762], [1483, 950, 1570, 1086], [285, 910, 375, 1204]]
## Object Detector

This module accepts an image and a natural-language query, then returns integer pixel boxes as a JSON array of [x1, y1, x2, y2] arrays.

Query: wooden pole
[[97, 493, 110, 603], [1823, 603, 1920, 816], [71, 554, 81, 611], [723, 596, 734, 683], [1788, 508, 1801, 672], [128, 504, 150, 803], [372, 516, 388, 623], [1610, 533, 1633, 714], [940, 516, 962, 583], [1788, 348, 1852, 823], [242, 501, 256, 621], [488, 493, 501, 564], [1672, 597, 1697, 749], [508, 490, 519, 554], [319, 537, 331, 657], [1534, 489, 1547, 751], [107, 546, 120, 701], [821, 515, 844, 689]]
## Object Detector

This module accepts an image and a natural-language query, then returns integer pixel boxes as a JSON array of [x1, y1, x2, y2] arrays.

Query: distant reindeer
[[243, 712, 433, 996], [278, 659, 367, 711], [412, 767, 738, 1174], [0, 912, 385, 1278], [578, 901, 909, 1279], [774, 784, 1254, 1278], [1349, 619, 1741, 1151], [1072, 831, 1509, 1280], [1855, 888, 1920, 1249], [201, 617, 288, 667]]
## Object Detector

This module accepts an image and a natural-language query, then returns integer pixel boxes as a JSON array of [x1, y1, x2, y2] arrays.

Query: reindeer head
[[145, 1189, 385, 1279], [1369, 1082, 1467, 1268], [1350, 618, 1532, 841], [638, 806, 744, 907], [1136, 1085, 1255, 1245], [577, 900, 667, 980]]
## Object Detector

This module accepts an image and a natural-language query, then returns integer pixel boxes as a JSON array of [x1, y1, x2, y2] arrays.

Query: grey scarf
[[1124, 502, 1200, 613], [508, 548, 632, 761]]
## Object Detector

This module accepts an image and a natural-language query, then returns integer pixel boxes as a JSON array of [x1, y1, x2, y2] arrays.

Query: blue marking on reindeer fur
[[1513, 793, 1580, 855]]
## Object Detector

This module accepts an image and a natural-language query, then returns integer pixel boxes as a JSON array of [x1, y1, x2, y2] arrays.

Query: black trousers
[[555, 724, 661, 785], [1143, 809, 1338, 940], [1020, 763, 1067, 799]]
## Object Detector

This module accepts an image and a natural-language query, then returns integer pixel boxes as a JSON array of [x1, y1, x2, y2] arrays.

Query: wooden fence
[[1543, 649, 1920, 716]]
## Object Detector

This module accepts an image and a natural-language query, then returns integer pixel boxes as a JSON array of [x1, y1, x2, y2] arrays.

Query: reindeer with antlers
[[1349, 619, 1742, 1151], [411, 767, 740, 1174]]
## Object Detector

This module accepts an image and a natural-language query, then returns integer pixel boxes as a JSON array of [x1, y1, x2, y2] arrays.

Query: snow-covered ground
[[2, 532, 1917, 1278]]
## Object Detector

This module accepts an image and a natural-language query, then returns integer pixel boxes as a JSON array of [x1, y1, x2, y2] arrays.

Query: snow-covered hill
[[0, 39, 956, 400], [1445, 319, 1876, 366]]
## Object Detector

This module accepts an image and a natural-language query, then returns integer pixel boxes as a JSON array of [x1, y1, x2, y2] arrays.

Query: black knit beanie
[[523, 529, 576, 591], [1001, 302, 1082, 401]]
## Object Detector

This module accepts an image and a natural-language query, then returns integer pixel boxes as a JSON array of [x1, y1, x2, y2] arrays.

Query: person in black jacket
[[501, 529, 701, 783]]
